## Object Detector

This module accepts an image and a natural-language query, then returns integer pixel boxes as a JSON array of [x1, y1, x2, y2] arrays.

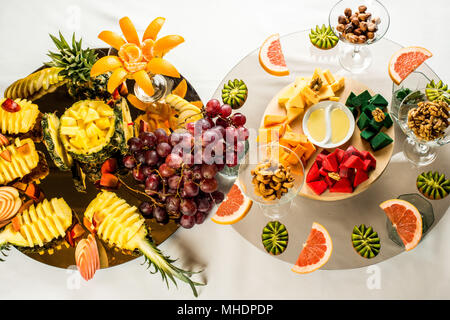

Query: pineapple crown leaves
[[45, 31, 98, 84], [140, 237, 205, 297]]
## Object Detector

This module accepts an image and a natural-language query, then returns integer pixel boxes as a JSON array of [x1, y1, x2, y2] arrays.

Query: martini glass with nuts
[[398, 88, 450, 166], [329, 0, 390, 73], [238, 143, 304, 220]]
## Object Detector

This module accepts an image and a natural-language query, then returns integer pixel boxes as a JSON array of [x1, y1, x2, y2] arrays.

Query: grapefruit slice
[[292, 222, 332, 274], [259, 34, 289, 76], [211, 183, 252, 225], [388, 46, 432, 85], [379, 199, 422, 251]]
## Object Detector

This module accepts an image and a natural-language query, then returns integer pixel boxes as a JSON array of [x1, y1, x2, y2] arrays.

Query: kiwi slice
[[426, 80, 450, 103], [261, 221, 288, 255], [351, 224, 380, 259], [309, 24, 339, 50], [222, 79, 248, 109], [417, 171, 450, 200]]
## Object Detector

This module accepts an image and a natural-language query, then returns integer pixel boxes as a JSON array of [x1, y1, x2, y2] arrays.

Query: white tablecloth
[[0, 0, 449, 299]]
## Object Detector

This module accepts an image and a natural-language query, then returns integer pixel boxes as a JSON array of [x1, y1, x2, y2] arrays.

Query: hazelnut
[[353, 28, 362, 36], [366, 32, 375, 39], [358, 5, 367, 13], [338, 15, 348, 24], [360, 21, 368, 31], [351, 17, 360, 26], [350, 34, 359, 43], [350, 13, 358, 21], [344, 8, 352, 17], [336, 24, 345, 33], [368, 22, 377, 32], [372, 16, 381, 25], [359, 13, 368, 21], [345, 32, 354, 41], [358, 35, 367, 43], [366, 12, 372, 20], [344, 24, 354, 33]]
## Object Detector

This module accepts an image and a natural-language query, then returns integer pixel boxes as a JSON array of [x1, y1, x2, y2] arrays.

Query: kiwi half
[[426, 80, 450, 103], [351, 224, 380, 259], [261, 221, 288, 255], [417, 171, 450, 200], [309, 24, 339, 50], [222, 79, 248, 109]]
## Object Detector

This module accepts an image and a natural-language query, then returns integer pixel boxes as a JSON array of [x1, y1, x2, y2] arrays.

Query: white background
[[0, 0, 449, 299]]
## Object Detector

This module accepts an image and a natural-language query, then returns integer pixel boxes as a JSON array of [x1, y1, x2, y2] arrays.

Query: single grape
[[195, 211, 206, 224], [142, 165, 153, 177], [182, 153, 194, 167], [183, 169, 193, 180], [123, 155, 137, 169], [213, 125, 226, 139], [156, 142, 172, 158], [145, 174, 159, 191], [192, 165, 202, 180], [168, 175, 181, 189], [128, 137, 143, 153], [134, 150, 145, 164], [219, 104, 232, 118], [211, 191, 225, 204], [183, 181, 199, 197], [165, 153, 183, 169], [168, 132, 182, 147], [197, 197, 213, 213], [180, 214, 195, 229], [180, 198, 197, 216], [139, 202, 153, 217], [140, 131, 157, 148], [231, 113, 246, 126], [153, 206, 168, 224], [159, 163, 176, 178], [201, 164, 218, 179], [144, 149, 159, 166], [200, 178, 218, 193], [132, 167, 145, 182], [237, 126, 249, 141], [166, 196, 180, 214], [215, 117, 228, 128], [154, 128, 168, 143], [205, 99, 221, 117], [195, 118, 212, 132], [202, 129, 219, 146]]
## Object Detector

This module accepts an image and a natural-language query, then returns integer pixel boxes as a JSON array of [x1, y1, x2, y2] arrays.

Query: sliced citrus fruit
[[190, 100, 203, 108], [98, 31, 126, 50], [388, 46, 432, 85], [118, 43, 143, 63], [147, 58, 180, 78], [379, 199, 422, 251], [107, 67, 128, 93], [91, 56, 122, 77], [211, 183, 252, 225], [152, 35, 185, 58], [127, 94, 151, 112], [292, 222, 332, 274], [119, 16, 140, 46], [142, 39, 155, 62], [259, 34, 289, 76], [172, 79, 187, 98], [143, 17, 166, 41], [133, 70, 155, 96]]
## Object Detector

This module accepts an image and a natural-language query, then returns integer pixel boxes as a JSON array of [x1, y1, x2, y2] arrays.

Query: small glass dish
[[329, 0, 390, 73], [397, 88, 450, 166], [238, 143, 304, 220]]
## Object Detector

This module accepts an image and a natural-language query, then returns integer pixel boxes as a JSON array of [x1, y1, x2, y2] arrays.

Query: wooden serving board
[[262, 78, 395, 201]]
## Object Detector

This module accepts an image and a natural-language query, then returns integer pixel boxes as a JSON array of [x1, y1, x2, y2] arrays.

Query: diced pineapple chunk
[[97, 104, 114, 117], [60, 116, 76, 127], [95, 118, 111, 130], [85, 108, 100, 123], [60, 126, 80, 136], [86, 122, 102, 139]]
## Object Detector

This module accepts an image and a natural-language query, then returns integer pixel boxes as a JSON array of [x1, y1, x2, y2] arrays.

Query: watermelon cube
[[315, 153, 327, 165], [342, 155, 365, 170], [322, 152, 339, 172], [319, 167, 329, 177], [324, 175, 337, 187], [360, 150, 377, 169], [306, 161, 321, 183], [329, 178, 353, 193], [346, 145, 362, 157], [307, 180, 328, 195], [332, 148, 345, 163], [353, 169, 369, 187], [363, 159, 373, 171]]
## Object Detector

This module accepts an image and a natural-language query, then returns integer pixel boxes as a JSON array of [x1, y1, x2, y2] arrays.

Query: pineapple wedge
[[84, 191, 204, 296]]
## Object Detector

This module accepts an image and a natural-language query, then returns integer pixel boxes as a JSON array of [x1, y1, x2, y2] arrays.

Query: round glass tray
[[212, 30, 450, 270], [18, 48, 202, 269]]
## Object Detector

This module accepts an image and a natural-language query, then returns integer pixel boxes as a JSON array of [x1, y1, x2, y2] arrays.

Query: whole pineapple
[[46, 32, 111, 101]]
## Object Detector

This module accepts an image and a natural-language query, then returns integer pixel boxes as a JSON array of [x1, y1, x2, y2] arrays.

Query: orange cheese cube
[[264, 114, 287, 127]]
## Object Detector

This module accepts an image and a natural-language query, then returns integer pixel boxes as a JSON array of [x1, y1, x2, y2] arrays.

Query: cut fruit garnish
[[146, 58, 180, 78], [388, 46, 432, 85], [292, 222, 332, 274], [152, 35, 185, 58], [143, 17, 166, 41], [172, 79, 187, 98], [259, 34, 289, 76], [90, 56, 122, 78], [211, 183, 252, 225], [119, 16, 140, 46], [379, 199, 422, 251], [75, 234, 100, 281], [107, 68, 129, 93], [98, 31, 126, 51], [133, 70, 155, 96]]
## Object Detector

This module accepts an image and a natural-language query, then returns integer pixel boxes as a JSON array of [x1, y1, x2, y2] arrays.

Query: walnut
[[407, 100, 449, 141], [252, 160, 294, 200], [310, 77, 323, 91], [328, 172, 341, 181], [372, 108, 386, 122]]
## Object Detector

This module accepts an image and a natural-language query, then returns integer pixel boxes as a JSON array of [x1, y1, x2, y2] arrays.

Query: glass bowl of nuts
[[329, 0, 390, 73], [398, 88, 450, 166], [238, 143, 305, 219]]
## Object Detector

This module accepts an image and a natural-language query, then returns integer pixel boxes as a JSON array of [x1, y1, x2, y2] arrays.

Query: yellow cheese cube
[[323, 69, 335, 85], [330, 77, 345, 93], [300, 86, 319, 106], [317, 84, 335, 101], [278, 85, 296, 107]]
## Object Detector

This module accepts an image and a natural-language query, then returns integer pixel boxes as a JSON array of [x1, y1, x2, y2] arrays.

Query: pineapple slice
[[60, 116, 77, 127], [84, 191, 203, 296], [0, 198, 72, 248], [0, 98, 40, 135], [85, 108, 100, 123]]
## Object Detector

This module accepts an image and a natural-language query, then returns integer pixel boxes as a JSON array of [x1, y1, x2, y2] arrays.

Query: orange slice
[[118, 43, 143, 63], [380, 199, 423, 251], [141, 39, 155, 62], [143, 17, 166, 41], [127, 94, 151, 112], [388, 46, 432, 85], [75, 234, 100, 281], [259, 34, 289, 76], [190, 100, 203, 108], [146, 58, 180, 78], [107, 67, 128, 93], [98, 31, 126, 50], [119, 16, 140, 46], [152, 35, 185, 58], [90, 56, 122, 77], [133, 70, 155, 96], [172, 79, 187, 98], [211, 183, 252, 225], [292, 222, 332, 274]]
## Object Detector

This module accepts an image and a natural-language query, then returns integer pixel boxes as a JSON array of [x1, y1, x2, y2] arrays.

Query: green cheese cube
[[357, 112, 371, 130], [369, 118, 383, 132], [357, 90, 372, 106], [383, 112, 393, 128], [369, 94, 389, 108], [347, 106, 359, 119], [360, 128, 377, 141], [362, 104, 377, 117], [345, 92, 357, 108], [370, 132, 393, 151]]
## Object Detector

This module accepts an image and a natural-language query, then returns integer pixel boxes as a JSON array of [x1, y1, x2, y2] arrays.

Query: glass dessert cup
[[397, 88, 450, 166], [238, 143, 305, 220], [329, 0, 390, 73]]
